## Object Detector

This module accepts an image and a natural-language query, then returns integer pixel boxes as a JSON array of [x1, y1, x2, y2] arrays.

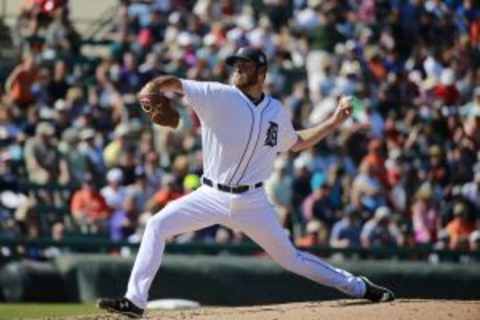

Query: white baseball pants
[[125, 185, 366, 308]]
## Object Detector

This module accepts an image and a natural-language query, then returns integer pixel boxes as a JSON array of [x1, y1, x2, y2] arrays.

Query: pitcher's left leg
[[230, 203, 366, 298]]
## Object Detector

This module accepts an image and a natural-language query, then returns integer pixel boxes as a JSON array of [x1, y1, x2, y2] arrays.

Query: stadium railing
[[0, 236, 479, 262]]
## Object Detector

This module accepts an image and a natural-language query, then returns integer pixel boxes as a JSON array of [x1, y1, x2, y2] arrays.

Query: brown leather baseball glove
[[138, 93, 180, 129]]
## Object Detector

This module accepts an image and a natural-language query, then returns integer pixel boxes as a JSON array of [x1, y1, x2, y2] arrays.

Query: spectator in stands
[[291, 162, 312, 211], [143, 150, 163, 192], [462, 171, 480, 211], [53, 99, 73, 136], [44, 221, 67, 258], [126, 167, 156, 213], [23, 122, 69, 185], [44, 5, 80, 57], [0, 106, 21, 149], [351, 161, 386, 214], [434, 69, 460, 106], [47, 60, 69, 103], [0, 149, 20, 191], [118, 148, 139, 186], [426, 145, 449, 187], [135, 129, 155, 162], [265, 158, 293, 228], [385, 151, 407, 214], [5, 53, 38, 108], [325, 164, 344, 210], [110, 195, 139, 241], [103, 124, 130, 169], [360, 139, 387, 187], [361, 206, 403, 248], [70, 174, 110, 233], [463, 114, 480, 151], [13, 196, 39, 237], [171, 154, 190, 179], [119, 52, 143, 93], [295, 219, 329, 248], [302, 171, 337, 228], [58, 127, 88, 185], [330, 206, 363, 249], [78, 128, 105, 177], [461, 87, 480, 117], [445, 201, 475, 250], [145, 174, 183, 213], [411, 184, 441, 245], [101, 168, 128, 211]]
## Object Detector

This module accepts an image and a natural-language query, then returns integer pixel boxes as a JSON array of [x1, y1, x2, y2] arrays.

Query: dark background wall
[[1, 255, 479, 304]]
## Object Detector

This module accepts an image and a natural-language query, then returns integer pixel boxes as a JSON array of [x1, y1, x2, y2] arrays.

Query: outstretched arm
[[290, 96, 352, 153]]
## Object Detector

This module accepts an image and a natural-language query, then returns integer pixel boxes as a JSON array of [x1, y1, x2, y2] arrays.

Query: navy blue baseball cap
[[226, 47, 268, 67]]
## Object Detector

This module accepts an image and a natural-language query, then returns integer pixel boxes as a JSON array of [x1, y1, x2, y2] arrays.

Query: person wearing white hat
[[101, 168, 128, 211], [78, 128, 106, 177]]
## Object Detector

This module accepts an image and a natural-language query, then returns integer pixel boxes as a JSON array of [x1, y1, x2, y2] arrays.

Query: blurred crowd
[[0, 0, 480, 260]]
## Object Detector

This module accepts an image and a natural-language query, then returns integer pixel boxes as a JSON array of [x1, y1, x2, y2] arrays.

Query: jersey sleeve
[[277, 106, 298, 153], [180, 79, 230, 121]]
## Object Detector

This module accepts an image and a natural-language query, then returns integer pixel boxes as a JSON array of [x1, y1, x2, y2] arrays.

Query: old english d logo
[[265, 121, 278, 147]]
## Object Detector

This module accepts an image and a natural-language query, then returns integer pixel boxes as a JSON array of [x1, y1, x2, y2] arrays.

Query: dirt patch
[[60, 299, 480, 320]]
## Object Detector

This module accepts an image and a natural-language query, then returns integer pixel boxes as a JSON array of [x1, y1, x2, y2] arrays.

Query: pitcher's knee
[[145, 212, 171, 239], [271, 247, 302, 272]]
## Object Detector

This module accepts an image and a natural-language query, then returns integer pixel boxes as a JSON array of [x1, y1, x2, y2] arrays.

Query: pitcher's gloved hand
[[138, 92, 179, 129]]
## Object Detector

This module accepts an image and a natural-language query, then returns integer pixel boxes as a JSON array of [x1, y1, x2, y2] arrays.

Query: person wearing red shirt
[[434, 69, 460, 106], [145, 174, 183, 213], [70, 175, 110, 233], [446, 202, 475, 250], [360, 139, 388, 187], [5, 54, 38, 108]]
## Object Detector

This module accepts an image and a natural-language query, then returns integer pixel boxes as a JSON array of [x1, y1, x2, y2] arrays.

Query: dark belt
[[202, 177, 263, 194]]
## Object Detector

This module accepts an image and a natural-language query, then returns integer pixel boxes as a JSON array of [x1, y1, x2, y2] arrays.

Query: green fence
[[1, 254, 479, 304]]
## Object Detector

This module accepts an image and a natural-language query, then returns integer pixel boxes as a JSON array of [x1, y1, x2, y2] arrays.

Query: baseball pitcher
[[98, 47, 394, 318]]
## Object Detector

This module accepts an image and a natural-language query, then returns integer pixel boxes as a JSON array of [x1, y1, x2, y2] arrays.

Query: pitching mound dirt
[[60, 299, 480, 320]]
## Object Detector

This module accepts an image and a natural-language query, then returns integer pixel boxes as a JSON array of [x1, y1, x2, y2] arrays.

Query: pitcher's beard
[[232, 72, 257, 88]]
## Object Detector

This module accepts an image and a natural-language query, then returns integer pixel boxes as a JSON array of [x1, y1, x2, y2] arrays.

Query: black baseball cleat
[[97, 297, 144, 318], [360, 276, 395, 302]]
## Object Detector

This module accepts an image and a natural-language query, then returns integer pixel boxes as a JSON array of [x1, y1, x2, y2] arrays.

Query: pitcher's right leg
[[124, 186, 226, 309]]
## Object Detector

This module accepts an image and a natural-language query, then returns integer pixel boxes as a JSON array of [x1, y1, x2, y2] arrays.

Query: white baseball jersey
[[180, 79, 298, 185]]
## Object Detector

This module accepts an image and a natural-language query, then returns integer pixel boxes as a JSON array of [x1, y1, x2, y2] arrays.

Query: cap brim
[[225, 55, 252, 66]]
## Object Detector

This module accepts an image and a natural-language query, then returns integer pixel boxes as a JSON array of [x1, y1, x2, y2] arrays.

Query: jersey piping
[[226, 100, 255, 185], [235, 97, 273, 185]]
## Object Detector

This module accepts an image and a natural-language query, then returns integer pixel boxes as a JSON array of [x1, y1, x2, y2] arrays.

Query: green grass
[[0, 303, 100, 319]]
